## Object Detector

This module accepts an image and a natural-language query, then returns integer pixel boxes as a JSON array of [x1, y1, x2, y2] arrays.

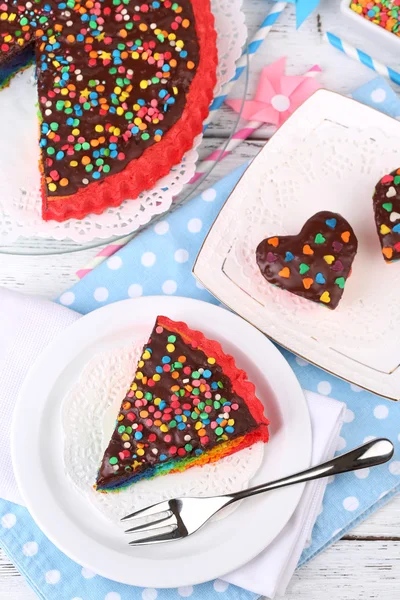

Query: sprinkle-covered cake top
[[373, 168, 400, 263], [0, 0, 201, 197], [96, 316, 269, 491], [256, 211, 358, 310]]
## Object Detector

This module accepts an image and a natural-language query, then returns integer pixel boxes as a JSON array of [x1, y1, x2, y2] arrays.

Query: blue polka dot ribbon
[[1, 78, 400, 599]]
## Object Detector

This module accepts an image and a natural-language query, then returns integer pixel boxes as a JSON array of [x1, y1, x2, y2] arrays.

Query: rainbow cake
[[0, 0, 217, 221], [95, 316, 269, 492]]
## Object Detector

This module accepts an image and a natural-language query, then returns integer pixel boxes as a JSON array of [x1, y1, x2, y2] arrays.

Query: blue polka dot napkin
[[0, 77, 399, 600]]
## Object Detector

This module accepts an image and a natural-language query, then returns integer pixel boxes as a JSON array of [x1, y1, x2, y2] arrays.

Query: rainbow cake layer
[[95, 316, 270, 492], [0, 0, 217, 221]]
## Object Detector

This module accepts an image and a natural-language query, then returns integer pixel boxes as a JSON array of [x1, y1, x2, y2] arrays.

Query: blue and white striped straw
[[326, 32, 400, 87], [203, 1, 288, 129]]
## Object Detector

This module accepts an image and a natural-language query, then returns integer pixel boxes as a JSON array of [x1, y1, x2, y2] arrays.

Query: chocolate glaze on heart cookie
[[373, 168, 400, 263], [256, 211, 358, 310]]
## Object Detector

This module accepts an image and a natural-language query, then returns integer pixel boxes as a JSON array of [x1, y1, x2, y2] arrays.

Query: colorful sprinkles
[[95, 316, 269, 491], [256, 211, 358, 310], [350, 1, 400, 37], [0, 0, 200, 196], [373, 167, 400, 262]]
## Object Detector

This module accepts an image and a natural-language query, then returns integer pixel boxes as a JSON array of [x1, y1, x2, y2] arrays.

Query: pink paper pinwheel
[[226, 57, 322, 127]]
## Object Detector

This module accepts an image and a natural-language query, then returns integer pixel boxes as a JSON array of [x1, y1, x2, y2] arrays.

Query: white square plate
[[193, 90, 400, 401]]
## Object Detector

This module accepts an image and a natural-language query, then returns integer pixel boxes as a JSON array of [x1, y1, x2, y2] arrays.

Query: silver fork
[[121, 438, 394, 545]]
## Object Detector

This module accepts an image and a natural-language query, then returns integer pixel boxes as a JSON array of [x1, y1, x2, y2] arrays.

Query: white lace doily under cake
[[0, 0, 246, 242], [62, 341, 264, 525]]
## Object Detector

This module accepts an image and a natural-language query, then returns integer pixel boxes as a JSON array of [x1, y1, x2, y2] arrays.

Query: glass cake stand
[[0, 53, 249, 256]]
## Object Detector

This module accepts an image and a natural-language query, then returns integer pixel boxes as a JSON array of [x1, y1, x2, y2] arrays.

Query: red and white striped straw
[[76, 242, 130, 279], [189, 122, 274, 185]]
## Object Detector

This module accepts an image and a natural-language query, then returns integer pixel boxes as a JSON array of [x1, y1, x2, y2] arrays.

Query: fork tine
[[128, 527, 182, 546], [121, 500, 171, 523], [124, 513, 176, 534]]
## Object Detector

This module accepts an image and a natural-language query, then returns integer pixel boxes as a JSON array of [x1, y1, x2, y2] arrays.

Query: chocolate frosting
[[0, 0, 199, 196], [256, 211, 358, 310], [373, 168, 400, 263], [96, 317, 259, 491]]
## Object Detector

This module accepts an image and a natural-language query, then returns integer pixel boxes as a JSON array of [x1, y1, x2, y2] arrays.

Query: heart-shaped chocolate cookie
[[256, 211, 358, 310], [373, 168, 400, 263]]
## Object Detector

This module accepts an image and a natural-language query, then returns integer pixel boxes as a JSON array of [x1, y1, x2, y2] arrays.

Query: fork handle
[[228, 438, 394, 503]]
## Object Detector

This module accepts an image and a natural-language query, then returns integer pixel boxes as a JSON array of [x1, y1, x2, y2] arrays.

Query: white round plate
[[12, 296, 311, 588]]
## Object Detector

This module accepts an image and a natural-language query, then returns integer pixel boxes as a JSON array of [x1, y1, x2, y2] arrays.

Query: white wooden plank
[[286, 540, 400, 599], [0, 246, 103, 298], [0, 540, 399, 600], [0, 551, 36, 600], [347, 496, 400, 539]]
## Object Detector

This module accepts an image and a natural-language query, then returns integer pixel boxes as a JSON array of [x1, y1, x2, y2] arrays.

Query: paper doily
[[0, 0, 246, 242], [62, 341, 264, 525], [233, 122, 400, 349]]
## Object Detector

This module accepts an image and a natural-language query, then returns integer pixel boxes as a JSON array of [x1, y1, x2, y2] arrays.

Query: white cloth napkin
[[224, 390, 345, 597], [0, 288, 79, 504], [0, 288, 346, 597]]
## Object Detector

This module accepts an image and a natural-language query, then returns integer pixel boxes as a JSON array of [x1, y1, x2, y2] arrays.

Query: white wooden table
[[1, 0, 400, 598]]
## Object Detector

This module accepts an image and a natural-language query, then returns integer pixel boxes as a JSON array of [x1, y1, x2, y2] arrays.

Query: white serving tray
[[193, 90, 400, 401]]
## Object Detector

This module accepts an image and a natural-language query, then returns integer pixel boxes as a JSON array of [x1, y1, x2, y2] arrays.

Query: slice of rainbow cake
[[96, 316, 269, 492]]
